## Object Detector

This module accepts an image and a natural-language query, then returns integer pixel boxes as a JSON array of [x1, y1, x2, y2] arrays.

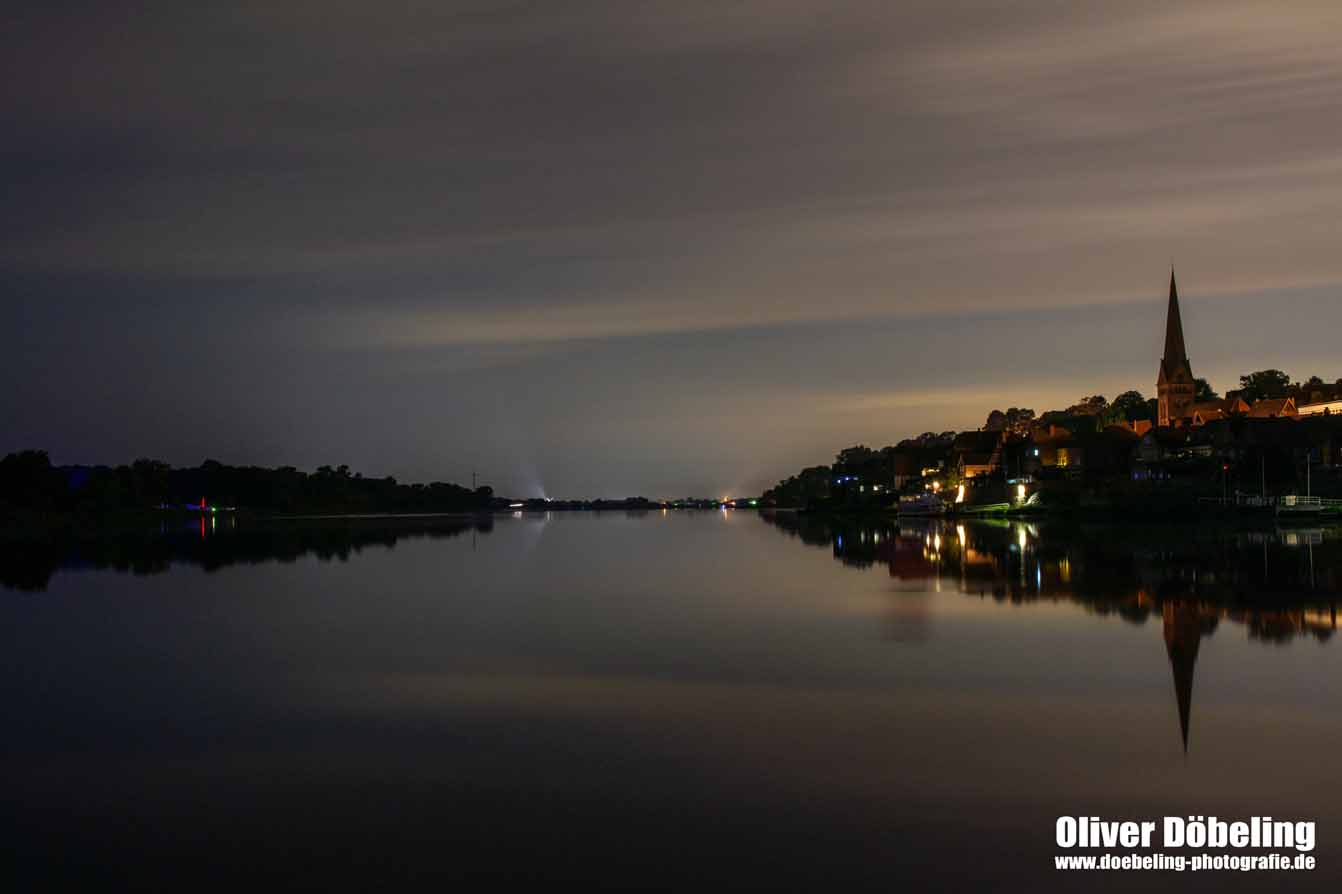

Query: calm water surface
[[3, 511, 1341, 890]]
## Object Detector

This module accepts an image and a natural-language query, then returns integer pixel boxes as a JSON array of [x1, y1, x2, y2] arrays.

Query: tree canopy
[[1237, 369, 1290, 402], [1104, 391, 1150, 425]]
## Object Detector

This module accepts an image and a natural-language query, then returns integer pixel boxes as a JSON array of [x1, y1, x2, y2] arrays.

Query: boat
[[898, 493, 946, 516]]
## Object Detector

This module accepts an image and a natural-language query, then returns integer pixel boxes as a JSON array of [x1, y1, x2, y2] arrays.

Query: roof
[[1248, 397, 1296, 418], [1159, 269, 1193, 384], [1191, 398, 1246, 418], [1299, 398, 1342, 415], [1191, 406, 1226, 423]]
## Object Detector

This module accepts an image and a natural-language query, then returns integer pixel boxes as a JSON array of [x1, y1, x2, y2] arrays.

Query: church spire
[[1163, 268, 1188, 370], [1156, 268, 1195, 427]]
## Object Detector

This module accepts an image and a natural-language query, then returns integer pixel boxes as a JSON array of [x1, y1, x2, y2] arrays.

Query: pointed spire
[[1163, 601, 1202, 754], [1163, 268, 1188, 371]]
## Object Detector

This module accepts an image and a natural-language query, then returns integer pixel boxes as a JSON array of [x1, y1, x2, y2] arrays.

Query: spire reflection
[[760, 512, 1340, 752]]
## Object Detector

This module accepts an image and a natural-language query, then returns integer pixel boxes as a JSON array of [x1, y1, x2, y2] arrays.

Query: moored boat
[[898, 493, 946, 516]]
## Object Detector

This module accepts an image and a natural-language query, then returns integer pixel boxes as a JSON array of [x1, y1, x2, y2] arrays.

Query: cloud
[[4, 1, 1342, 492]]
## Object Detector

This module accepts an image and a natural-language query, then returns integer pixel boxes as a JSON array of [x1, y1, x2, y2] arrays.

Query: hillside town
[[762, 272, 1342, 513]]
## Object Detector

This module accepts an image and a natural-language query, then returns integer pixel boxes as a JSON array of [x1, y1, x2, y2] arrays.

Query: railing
[[1199, 495, 1339, 511]]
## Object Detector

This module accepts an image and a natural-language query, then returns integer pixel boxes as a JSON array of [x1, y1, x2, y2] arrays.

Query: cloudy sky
[[4, 1, 1342, 497]]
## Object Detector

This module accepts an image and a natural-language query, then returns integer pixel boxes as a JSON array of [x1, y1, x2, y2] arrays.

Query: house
[[1248, 397, 1297, 419], [1189, 397, 1249, 426], [951, 431, 1003, 479], [1298, 398, 1342, 418], [891, 452, 921, 489], [1054, 427, 1140, 474]]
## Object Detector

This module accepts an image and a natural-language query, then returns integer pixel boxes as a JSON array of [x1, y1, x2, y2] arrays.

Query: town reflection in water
[[761, 511, 1341, 752]]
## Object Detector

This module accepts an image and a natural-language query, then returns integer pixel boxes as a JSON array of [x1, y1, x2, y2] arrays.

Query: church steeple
[[1162, 268, 1187, 374], [1156, 268, 1195, 426]]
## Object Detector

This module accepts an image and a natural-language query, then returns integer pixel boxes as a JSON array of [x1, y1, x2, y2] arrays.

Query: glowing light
[[1018, 528, 1027, 551], [955, 484, 965, 504], [933, 533, 941, 551], [510, 502, 524, 508], [932, 481, 941, 492], [957, 524, 966, 547], [1016, 484, 1026, 502]]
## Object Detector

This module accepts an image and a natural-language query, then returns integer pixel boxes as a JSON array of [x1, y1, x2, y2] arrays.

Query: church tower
[[1156, 269, 1195, 427]]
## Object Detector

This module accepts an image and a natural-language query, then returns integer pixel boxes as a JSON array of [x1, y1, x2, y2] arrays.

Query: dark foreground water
[[3, 511, 1341, 891]]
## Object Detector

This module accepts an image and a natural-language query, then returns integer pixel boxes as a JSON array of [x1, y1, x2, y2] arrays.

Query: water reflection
[[4, 510, 1342, 888], [0, 515, 494, 592], [761, 511, 1341, 752]]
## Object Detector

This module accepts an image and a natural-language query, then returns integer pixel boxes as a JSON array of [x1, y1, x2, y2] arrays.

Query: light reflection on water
[[2, 511, 1340, 890]]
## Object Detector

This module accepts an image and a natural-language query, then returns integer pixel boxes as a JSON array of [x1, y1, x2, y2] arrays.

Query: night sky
[[5, 2, 1342, 498]]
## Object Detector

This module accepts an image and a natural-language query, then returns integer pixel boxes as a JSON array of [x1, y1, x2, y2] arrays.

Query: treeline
[[0, 516, 492, 592], [978, 370, 1342, 433], [0, 451, 493, 516]]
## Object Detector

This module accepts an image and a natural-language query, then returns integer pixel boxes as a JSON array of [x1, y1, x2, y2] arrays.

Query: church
[[1153, 271, 1291, 428], [1156, 270, 1196, 427]]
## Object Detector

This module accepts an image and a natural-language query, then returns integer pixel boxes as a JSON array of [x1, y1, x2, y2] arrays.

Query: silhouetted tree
[[0, 450, 65, 510], [1105, 391, 1149, 425], [1238, 369, 1290, 402], [1067, 395, 1108, 416]]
